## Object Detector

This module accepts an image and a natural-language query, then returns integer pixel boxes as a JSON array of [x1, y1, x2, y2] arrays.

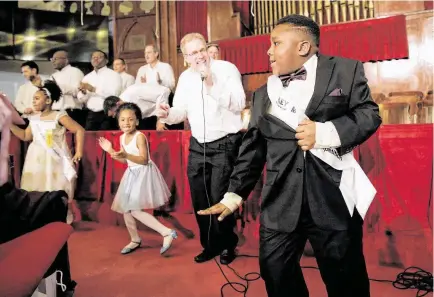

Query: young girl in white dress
[[98, 102, 177, 255], [9, 80, 85, 224]]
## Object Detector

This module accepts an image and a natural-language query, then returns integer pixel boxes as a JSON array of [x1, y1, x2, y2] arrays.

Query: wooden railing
[[252, 0, 375, 35]]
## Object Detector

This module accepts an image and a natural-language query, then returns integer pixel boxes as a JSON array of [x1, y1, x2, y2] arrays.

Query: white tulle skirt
[[111, 160, 170, 213]]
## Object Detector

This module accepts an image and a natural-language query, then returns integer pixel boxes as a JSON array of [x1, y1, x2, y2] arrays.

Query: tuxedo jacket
[[227, 55, 382, 232]]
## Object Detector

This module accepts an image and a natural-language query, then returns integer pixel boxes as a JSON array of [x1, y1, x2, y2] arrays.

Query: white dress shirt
[[161, 59, 246, 143], [221, 55, 342, 211], [51, 64, 84, 110], [120, 83, 170, 119], [267, 55, 341, 148], [14, 82, 39, 113], [119, 71, 135, 92], [135, 61, 175, 91], [77, 66, 122, 112]]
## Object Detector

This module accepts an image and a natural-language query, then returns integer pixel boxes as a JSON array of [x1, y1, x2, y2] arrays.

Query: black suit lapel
[[260, 87, 272, 113], [305, 55, 335, 119]]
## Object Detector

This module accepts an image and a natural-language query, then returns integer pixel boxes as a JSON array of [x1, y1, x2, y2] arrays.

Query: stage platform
[[69, 215, 432, 297]]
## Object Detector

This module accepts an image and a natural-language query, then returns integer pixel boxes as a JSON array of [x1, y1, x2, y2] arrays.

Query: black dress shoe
[[220, 249, 236, 265], [194, 250, 218, 263]]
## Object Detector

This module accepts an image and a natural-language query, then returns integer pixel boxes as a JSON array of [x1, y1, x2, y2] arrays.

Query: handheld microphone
[[200, 72, 206, 81], [198, 63, 208, 81]]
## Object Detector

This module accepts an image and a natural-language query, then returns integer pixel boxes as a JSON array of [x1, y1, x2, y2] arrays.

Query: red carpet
[[68, 214, 432, 297]]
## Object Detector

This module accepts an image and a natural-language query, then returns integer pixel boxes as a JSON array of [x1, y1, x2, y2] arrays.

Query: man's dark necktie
[[279, 66, 307, 87]]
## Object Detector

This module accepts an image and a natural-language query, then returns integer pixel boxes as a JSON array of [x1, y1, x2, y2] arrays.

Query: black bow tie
[[279, 67, 307, 87]]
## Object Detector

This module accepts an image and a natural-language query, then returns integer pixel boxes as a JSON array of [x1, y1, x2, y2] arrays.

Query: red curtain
[[176, 1, 208, 44], [218, 15, 409, 75]]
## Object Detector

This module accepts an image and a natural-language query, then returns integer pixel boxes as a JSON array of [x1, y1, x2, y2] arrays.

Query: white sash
[[30, 118, 76, 182], [267, 76, 376, 219]]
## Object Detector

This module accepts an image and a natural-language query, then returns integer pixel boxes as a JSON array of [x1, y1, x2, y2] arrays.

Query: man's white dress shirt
[[51, 64, 84, 111], [77, 66, 122, 112], [14, 82, 39, 113], [161, 59, 246, 143], [120, 84, 170, 119], [135, 61, 175, 91], [119, 71, 135, 92]]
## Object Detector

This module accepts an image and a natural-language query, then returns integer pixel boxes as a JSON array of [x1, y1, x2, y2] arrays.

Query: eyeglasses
[[184, 48, 206, 58], [50, 57, 66, 61]]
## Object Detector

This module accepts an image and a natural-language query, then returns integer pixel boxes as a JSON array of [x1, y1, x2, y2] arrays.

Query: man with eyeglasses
[[157, 33, 246, 265], [51, 50, 85, 126], [77, 50, 122, 130]]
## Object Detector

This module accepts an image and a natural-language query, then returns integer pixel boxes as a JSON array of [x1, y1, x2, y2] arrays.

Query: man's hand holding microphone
[[197, 61, 213, 88]]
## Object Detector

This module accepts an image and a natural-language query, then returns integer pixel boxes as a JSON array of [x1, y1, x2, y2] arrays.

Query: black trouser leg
[[259, 191, 370, 297], [259, 225, 309, 297], [85, 110, 114, 131], [65, 109, 85, 128], [307, 209, 370, 297], [187, 134, 241, 252], [139, 115, 157, 130]]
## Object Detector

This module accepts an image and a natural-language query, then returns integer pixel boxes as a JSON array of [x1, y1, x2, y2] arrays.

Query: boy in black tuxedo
[[199, 15, 381, 297]]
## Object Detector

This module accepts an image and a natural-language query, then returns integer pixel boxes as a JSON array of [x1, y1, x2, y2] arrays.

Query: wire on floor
[[218, 254, 433, 297]]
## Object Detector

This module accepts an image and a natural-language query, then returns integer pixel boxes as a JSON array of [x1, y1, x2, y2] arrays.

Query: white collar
[[267, 55, 318, 102]]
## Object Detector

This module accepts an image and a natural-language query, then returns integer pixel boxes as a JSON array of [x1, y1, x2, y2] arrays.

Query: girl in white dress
[[9, 80, 85, 224], [98, 102, 177, 255]]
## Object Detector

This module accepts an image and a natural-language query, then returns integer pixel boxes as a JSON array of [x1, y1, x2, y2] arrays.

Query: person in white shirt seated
[[206, 43, 220, 60], [103, 91, 170, 132], [77, 50, 122, 131], [51, 50, 85, 127], [14, 61, 44, 123], [157, 33, 246, 265], [113, 58, 135, 92]]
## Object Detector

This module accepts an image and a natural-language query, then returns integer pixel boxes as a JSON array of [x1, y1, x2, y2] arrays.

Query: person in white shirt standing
[[157, 33, 246, 265], [206, 43, 220, 60], [113, 58, 135, 92], [51, 50, 85, 127], [14, 61, 43, 118], [77, 50, 122, 131], [135, 45, 175, 90], [132, 44, 175, 130]]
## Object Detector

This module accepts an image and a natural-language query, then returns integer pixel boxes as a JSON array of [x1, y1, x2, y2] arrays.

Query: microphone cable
[[200, 75, 261, 297]]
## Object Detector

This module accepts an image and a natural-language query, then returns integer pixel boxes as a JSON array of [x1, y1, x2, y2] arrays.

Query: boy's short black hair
[[276, 14, 320, 47]]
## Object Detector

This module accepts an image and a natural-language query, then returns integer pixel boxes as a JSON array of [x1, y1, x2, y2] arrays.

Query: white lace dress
[[20, 111, 76, 200]]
